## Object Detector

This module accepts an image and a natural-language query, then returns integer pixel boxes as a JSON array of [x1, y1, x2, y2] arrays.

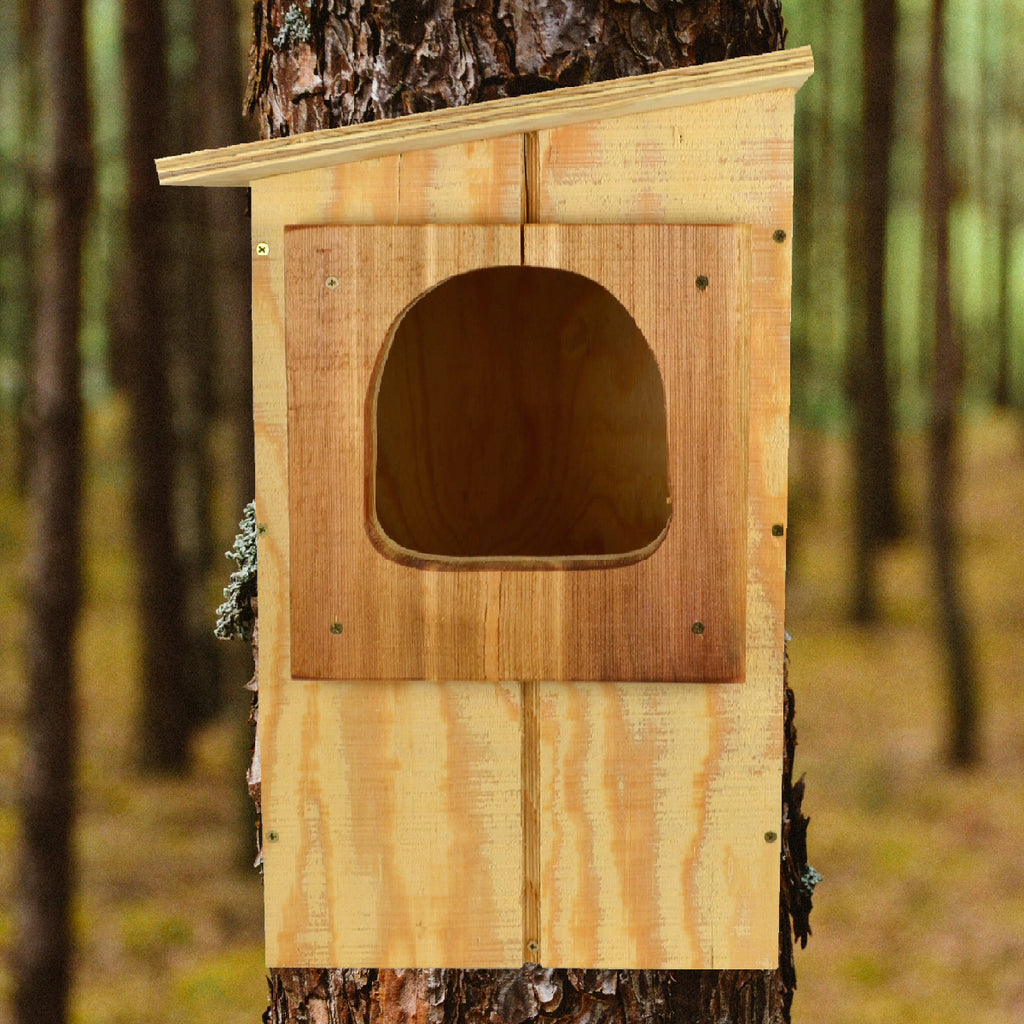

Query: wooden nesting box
[[157, 47, 813, 971]]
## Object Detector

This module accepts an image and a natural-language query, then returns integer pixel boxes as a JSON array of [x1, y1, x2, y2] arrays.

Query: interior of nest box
[[370, 266, 671, 566]]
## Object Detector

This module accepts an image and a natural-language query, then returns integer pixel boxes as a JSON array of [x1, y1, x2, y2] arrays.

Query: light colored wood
[[223, 66, 805, 969], [531, 90, 796, 968], [155, 48, 812, 187], [286, 223, 748, 684], [254, 139, 529, 967]]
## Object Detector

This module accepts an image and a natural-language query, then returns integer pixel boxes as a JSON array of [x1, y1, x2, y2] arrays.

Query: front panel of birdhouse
[[154, 50, 810, 972]]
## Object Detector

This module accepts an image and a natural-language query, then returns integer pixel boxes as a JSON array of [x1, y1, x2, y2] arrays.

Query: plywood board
[[254, 138, 530, 967], [531, 91, 795, 967], [246, 80, 800, 969], [285, 223, 748, 684]]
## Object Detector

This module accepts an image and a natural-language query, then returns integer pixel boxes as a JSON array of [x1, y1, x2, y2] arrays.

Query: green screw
[[773, 229, 787, 243], [772, 523, 785, 537], [765, 831, 779, 843], [695, 274, 709, 291], [330, 622, 344, 635], [691, 622, 705, 635]]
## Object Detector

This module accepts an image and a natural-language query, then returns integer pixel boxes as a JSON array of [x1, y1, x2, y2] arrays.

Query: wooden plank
[[255, 138, 529, 967], [531, 90, 796, 968], [286, 223, 747, 683], [155, 48, 813, 187]]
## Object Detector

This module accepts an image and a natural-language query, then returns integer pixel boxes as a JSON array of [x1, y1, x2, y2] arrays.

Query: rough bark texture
[[245, 0, 786, 137], [14, 0, 93, 1021], [242, 4, 811, 1021]]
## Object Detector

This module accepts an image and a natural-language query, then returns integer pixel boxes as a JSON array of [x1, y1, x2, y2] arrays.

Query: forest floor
[[1, 402, 1023, 1023]]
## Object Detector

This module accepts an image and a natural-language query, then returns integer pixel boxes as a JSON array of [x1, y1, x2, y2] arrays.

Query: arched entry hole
[[370, 266, 670, 565]]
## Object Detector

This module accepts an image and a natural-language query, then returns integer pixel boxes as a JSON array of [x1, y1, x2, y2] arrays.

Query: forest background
[[1, 0, 1023, 1022]]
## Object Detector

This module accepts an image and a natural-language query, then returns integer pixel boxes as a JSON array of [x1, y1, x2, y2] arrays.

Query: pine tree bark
[[243, 4, 810, 1021], [14, 1, 93, 1021]]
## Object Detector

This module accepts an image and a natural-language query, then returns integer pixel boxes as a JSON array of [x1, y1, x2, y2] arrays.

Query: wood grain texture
[[254, 139, 529, 967], [286, 223, 747, 683], [156, 48, 812, 186], [251, 79, 798, 969], [530, 89, 795, 967]]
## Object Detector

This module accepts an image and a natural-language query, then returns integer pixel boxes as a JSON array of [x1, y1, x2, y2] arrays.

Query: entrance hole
[[370, 266, 670, 565]]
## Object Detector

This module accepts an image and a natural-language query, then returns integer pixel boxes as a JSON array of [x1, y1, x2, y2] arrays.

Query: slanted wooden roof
[[156, 47, 812, 188]]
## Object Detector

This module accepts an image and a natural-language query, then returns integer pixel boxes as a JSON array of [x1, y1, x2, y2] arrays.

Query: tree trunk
[[118, 0, 200, 772], [847, 0, 901, 622], [243, 4, 810, 1021], [14, 0, 93, 1021], [923, 0, 979, 767]]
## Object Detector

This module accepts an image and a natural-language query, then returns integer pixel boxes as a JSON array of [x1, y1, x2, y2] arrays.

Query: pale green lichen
[[273, 4, 312, 50], [215, 502, 258, 642]]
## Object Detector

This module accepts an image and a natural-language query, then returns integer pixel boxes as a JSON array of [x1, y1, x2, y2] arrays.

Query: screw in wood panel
[[267, 831, 280, 842], [764, 831, 779, 843], [772, 523, 785, 537], [330, 622, 344, 634], [773, 229, 787, 243], [255, 241, 270, 256], [691, 621, 705, 635], [325, 276, 340, 289], [257, 522, 268, 536], [526, 941, 539, 956], [695, 274, 709, 291]]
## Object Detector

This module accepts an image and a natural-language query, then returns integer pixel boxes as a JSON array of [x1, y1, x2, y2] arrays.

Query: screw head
[[330, 622, 344, 635], [691, 621, 705, 635], [267, 830, 280, 843], [772, 229, 787, 243], [325, 276, 340, 289], [255, 242, 270, 256], [765, 830, 779, 843], [772, 523, 785, 537], [695, 274, 709, 291]]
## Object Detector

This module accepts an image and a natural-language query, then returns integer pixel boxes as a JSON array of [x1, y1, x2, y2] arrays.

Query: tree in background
[[13, 0, 94, 1021], [242, 3, 812, 1022], [847, 0, 901, 622], [923, 0, 979, 766]]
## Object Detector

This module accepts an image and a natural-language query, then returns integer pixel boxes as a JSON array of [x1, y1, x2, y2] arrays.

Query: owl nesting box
[[158, 47, 813, 971]]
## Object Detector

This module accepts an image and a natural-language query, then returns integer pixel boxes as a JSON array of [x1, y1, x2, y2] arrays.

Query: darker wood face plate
[[285, 222, 748, 683]]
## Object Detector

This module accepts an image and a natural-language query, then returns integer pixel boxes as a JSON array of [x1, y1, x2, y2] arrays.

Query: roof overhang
[[156, 46, 813, 188]]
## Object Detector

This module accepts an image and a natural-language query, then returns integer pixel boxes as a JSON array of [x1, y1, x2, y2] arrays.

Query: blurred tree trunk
[[924, 0, 979, 767], [244, 4, 812, 1023], [847, 0, 901, 622], [196, 0, 255, 510], [119, 0, 200, 772], [14, 0, 94, 1021]]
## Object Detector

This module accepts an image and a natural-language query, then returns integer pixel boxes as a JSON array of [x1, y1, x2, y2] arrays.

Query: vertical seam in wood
[[523, 131, 540, 224], [522, 678, 541, 961]]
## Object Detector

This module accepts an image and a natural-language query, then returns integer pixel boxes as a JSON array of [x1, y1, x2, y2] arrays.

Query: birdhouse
[[157, 46, 813, 971]]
